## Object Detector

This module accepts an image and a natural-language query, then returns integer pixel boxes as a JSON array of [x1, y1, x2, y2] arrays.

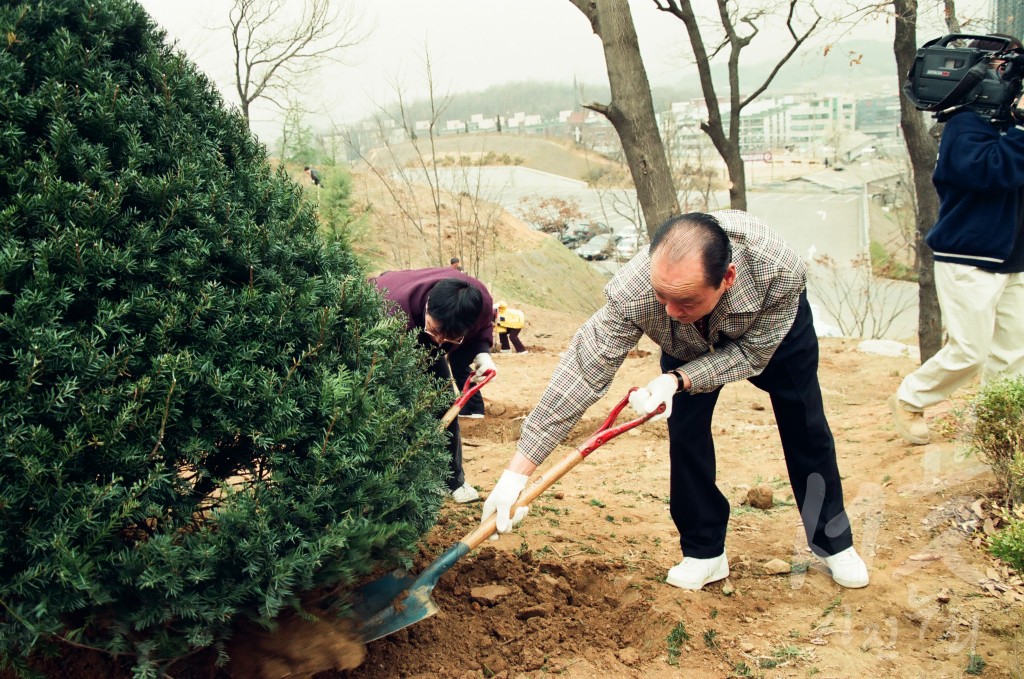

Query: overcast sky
[[137, 0, 980, 141]]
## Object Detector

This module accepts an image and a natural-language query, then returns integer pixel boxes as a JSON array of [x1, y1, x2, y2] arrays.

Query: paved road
[[415, 166, 867, 263], [403, 166, 917, 340]]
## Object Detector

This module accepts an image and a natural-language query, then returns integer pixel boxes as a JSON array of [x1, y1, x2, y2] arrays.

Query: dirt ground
[[335, 305, 1023, 679]]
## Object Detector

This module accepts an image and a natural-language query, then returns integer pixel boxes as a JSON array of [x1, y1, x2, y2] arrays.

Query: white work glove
[[481, 470, 530, 538], [628, 373, 678, 422], [471, 352, 497, 382]]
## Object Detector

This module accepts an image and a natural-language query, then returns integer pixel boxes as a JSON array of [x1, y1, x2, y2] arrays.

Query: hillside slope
[[348, 169, 610, 317], [357, 133, 626, 186]]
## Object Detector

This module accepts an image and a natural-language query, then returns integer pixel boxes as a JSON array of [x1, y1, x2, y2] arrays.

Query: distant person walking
[[450, 257, 462, 271], [494, 301, 528, 353], [304, 165, 322, 187]]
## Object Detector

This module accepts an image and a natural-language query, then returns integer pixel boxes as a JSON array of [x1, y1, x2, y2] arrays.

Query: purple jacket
[[371, 268, 494, 357]]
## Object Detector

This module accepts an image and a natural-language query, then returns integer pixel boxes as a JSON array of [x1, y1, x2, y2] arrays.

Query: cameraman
[[890, 35, 1024, 445]]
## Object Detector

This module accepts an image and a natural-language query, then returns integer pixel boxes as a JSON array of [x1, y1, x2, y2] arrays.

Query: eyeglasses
[[423, 313, 465, 347], [423, 327, 465, 347]]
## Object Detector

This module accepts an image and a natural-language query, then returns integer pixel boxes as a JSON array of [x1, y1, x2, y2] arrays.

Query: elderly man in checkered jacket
[[482, 210, 869, 591]]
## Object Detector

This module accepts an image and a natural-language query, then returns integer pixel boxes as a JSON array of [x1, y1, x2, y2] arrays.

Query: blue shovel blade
[[355, 542, 470, 643], [349, 569, 416, 621]]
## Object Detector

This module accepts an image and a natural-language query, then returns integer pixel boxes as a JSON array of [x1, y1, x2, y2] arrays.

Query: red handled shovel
[[350, 388, 664, 643], [440, 369, 495, 428]]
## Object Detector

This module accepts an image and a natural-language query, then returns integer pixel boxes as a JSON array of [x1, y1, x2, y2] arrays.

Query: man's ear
[[722, 263, 738, 291]]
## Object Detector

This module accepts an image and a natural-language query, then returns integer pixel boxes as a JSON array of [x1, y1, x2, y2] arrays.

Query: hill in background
[[382, 39, 898, 126], [356, 133, 624, 184]]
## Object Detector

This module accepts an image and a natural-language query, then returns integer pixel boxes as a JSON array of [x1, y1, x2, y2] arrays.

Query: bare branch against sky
[[228, 0, 369, 126]]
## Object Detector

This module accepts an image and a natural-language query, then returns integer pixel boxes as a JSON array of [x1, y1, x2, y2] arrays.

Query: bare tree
[[892, 0, 954, 360], [661, 114, 718, 213], [654, 0, 821, 211], [810, 254, 916, 338], [568, 0, 680, 238], [519, 197, 586, 236], [229, 0, 365, 126], [344, 50, 506, 276]]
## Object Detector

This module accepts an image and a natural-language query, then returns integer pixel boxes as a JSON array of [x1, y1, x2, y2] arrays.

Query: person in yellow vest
[[494, 301, 528, 353]]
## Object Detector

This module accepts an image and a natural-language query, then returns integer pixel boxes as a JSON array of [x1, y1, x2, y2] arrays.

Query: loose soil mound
[[345, 537, 674, 679]]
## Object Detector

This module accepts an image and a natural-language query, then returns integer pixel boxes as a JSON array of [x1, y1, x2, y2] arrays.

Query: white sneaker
[[666, 552, 729, 590], [818, 546, 869, 588], [517, 350, 530, 355], [458, 413, 484, 419], [451, 482, 480, 503]]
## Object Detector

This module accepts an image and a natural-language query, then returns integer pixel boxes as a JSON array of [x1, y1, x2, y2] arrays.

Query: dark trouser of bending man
[[662, 292, 853, 572], [429, 352, 467, 492]]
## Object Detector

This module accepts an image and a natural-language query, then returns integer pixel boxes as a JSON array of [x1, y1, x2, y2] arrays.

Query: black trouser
[[431, 343, 481, 489], [661, 292, 853, 559], [499, 328, 526, 352]]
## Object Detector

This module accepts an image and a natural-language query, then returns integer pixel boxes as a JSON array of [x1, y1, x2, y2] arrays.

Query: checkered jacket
[[517, 210, 807, 465]]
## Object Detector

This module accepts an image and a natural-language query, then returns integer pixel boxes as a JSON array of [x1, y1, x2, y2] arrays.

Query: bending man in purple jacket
[[371, 268, 497, 503]]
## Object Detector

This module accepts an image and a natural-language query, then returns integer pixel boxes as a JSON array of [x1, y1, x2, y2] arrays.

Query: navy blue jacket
[[928, 111, 1024, 269]]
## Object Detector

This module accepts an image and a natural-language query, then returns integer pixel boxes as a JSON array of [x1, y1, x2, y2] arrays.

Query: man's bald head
[[649, 212, 733, 288]]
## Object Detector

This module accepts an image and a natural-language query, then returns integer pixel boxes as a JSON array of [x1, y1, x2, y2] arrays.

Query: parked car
[[575, 234, 614, 260], [559, 221, 593, 248], [615, 235, 641, 260], [560, 220, 607, 248]]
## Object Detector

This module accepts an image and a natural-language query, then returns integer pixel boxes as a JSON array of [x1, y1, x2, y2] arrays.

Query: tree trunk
[[893, 0, 943, 361], [570, 0, 679, 237], [698, 113, 747, 211]]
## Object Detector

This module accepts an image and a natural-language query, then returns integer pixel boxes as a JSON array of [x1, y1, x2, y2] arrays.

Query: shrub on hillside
[[959, 377, 1024, 506], [0, 1, 449, 675], [989, 515, 1024, 572], [957, 377, 1024, 573], [316, 167, 371, 245]]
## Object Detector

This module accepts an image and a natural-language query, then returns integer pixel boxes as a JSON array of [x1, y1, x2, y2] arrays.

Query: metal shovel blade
[[354, 542, 470, 643], [349, 569, 415, 621]]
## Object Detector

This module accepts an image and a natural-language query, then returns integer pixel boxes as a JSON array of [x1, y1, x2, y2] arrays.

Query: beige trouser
[[897, 262, 1024, 410]]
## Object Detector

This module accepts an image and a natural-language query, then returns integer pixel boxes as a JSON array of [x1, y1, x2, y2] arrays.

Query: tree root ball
[[227, 613, 366, 679]]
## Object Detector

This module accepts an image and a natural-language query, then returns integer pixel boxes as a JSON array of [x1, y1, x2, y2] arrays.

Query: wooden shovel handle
[[460, 389, 664, 551]]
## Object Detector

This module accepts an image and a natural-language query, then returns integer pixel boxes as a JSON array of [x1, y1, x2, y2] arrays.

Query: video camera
[[903, 33, 1024, 122]]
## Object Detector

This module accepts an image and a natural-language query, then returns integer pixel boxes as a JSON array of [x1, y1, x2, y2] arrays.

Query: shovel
[[440, 368, 495, 428], [351, 388, 663, 643]]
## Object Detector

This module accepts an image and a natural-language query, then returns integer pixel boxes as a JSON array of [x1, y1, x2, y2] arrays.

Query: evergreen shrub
[[0, 0, 449, 674]]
